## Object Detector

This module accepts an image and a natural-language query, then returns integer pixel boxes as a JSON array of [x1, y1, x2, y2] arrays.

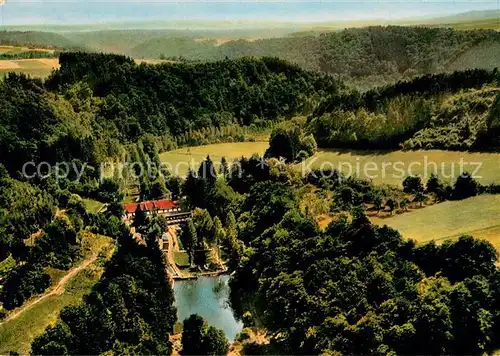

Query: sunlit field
[[0, 58, 59, 77], [300, 149, 500, 186], [160, 141, 269, 177], [370, 195, 500, 247]]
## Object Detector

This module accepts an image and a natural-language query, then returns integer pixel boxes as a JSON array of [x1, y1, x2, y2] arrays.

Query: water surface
[[173, 275, 243, 341]]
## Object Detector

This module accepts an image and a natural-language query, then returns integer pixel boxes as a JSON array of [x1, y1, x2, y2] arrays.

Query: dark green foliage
[[133, 205, 147, 231], [48, 53, 336, 139], [182, 159, 241, 217], [229, 176, 500, 354], [181, 314, 229, 356], [309, 69, 500, 150], [0, 263, 51, 310], [0, 73, 99, 173], [96, 178, 123, 203], [181, 314, 205, 355], [0, 174, 56, 259], [265, 126, 299, 162], [403, 175, 424, 194], [453, 172, 479, 200], [265, 120, 317, 162], [0, 51, 60, 60], [30, 217, 80, 269]]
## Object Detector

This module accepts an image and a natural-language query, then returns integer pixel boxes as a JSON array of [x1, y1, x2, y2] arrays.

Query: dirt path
[[0, 255, 98, 325], [167, 225, 184, 277]]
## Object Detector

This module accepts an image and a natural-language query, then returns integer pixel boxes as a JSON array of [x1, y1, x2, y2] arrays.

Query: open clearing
[[370, 195, 500, 247], [161, 144, 500, 184], [82, 198, 105, 213], [160, 141, 268, 177], [0, 57, 171, 78], [0, 46, 54, 54], [0, 233, 115, 355], [301, 149, 500, 186], [0, 58, 59, 77]]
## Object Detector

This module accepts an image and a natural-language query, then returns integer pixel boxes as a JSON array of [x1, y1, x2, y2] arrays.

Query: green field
[[0, 233, 115, 354], [82, 198, 105, 213], [371, 195, 500, 247], [174, 251, 190, 267], [160, 141, 269, 177], [161, 144, 500, 185], [0, 58, 59, 78], [0, 46, 54, 54], [0, 266, 103, 354], [300, 149, 500, 186]]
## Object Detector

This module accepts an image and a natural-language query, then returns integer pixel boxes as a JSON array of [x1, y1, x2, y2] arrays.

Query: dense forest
[[49, 52, 336, 137], [125, 26, 500, 88], [308, 69, 500, 150], [218, 161, 500, 354], [3, 26, 500, 88], [232, 189, 500, 354], [0, 30, 80, 50], [0, 53, 335, 175], [0, 51, 500, 354]]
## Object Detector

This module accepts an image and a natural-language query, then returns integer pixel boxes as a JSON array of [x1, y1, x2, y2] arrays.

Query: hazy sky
[[0, 0, 498, 26]]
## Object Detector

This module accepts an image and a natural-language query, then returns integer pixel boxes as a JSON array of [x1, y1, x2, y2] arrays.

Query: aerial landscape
[[1, 0, 500, 354]]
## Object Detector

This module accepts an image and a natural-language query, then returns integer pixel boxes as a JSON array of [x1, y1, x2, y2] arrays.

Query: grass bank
[[0, 233, 115, 354], [370, 194, 500, 247]]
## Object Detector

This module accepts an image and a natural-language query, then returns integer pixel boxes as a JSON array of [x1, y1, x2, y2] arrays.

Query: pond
[[173, 274, 244, 341]]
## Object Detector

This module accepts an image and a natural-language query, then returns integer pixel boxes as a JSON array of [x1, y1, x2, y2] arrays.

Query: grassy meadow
[[160, 141, 269, 177], [0, 265, 103, 354], [161, 143, 500, 187], [82, 198, 105, 213], [0, 58, 59, 78], [0, 233, 115, 354], [300, 149, 500, 186], [0, 46, 54, 54], [0, 56, 171, 78], [370, 194, 500, 247]]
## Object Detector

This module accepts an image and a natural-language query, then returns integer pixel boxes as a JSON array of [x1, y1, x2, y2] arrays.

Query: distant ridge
[[423, 9, 500, 25]]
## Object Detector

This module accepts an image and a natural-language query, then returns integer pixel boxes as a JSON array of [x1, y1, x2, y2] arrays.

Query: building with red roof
[[123, 199, 182, 218]]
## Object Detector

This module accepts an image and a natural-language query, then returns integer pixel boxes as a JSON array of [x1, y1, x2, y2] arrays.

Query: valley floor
[[370, 194, 500, 248]]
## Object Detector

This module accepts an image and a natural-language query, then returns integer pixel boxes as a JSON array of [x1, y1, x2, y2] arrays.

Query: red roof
[[123, 199, 178, 214]]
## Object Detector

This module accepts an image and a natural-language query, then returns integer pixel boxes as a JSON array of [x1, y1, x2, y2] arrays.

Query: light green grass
[[0, 46, 53, 54], [371, 195, 500, 245], [174, 251, 190, 267], [0, 58, 58, 78], [0, 233, 115, 354], [300, 149, 500, 186], [82, 198, 105, 213], [160, 141, 268, 177], [0, 266, 104, 354]]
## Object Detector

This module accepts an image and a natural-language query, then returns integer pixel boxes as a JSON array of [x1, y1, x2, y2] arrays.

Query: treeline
[[0, 50, 59, 60], [226, 170, 500, 354], [308, 69, 500, 150], [313, 68, 498, 116], [0, 30, 79, 50], [47, 52, 336, 139]]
